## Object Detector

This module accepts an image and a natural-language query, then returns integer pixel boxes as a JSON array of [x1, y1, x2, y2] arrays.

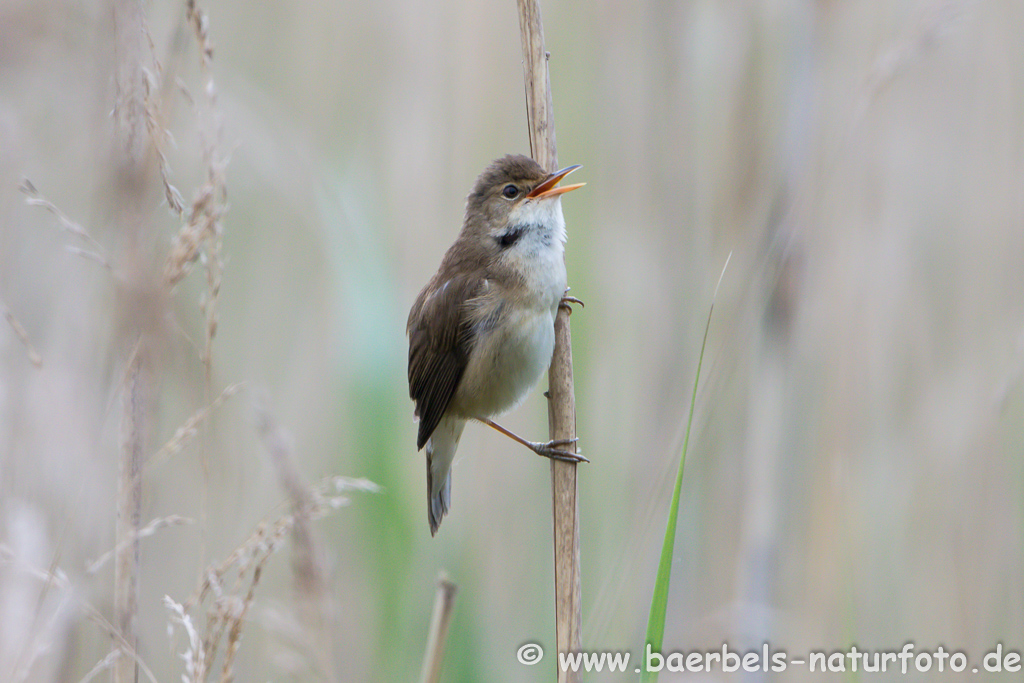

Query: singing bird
[[407, 155, 586, 535]]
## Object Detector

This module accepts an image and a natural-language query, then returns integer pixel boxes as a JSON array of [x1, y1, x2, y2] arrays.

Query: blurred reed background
[[1, 0, 1022, 680]]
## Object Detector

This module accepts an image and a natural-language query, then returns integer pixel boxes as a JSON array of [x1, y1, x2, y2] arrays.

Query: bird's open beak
[[527, 164, 585, 199]]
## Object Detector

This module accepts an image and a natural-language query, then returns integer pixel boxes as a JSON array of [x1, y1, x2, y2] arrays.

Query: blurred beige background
[[1, 0, 1022, 680]]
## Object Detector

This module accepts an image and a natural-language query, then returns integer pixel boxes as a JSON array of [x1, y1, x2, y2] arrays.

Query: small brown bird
[[407, 155, 586, 535]]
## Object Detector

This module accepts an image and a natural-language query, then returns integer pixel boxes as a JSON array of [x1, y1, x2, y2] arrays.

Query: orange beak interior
[[526, 164, 585, 199]]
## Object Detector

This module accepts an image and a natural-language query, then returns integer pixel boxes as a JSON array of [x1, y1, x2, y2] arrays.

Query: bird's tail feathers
[[426, 416, 465, 535]]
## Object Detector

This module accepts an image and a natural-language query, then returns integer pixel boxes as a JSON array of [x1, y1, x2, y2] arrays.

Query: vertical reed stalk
[[115, 349, 146, 683], [112, 0, 152, 680], [417, 573, 458, 683], [516, 2, 582, 680]]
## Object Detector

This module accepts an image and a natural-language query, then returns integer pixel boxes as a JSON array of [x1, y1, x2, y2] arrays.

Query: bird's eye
[[501, 184, 519, 199]]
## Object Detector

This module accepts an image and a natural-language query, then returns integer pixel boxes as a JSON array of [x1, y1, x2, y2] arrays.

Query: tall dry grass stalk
[[112, 0, 153, 680], [108, 0, 230, 678], [115, 349, 147, 683], [516, 1, 582, 679]]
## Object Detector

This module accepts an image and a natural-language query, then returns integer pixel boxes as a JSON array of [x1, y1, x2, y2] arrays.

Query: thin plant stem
[[417, 573, 458, 683], [516, 2, 581, 680], [113, 0, 156, 678]]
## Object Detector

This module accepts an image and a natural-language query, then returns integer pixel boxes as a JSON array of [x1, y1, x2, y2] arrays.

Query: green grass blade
[[640, 253, 730, 683]]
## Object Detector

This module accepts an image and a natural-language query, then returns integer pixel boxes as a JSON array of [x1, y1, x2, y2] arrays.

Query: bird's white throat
[[498, 197, 567, 309], [505, 196, 568, 248]]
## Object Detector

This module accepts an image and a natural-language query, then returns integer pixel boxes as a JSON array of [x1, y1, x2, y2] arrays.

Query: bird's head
[[462, 154, 584, 254]]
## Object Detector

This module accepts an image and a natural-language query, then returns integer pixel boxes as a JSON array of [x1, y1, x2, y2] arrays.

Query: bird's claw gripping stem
[[530, 437, 588, 463], [559, 286, 584, 314]]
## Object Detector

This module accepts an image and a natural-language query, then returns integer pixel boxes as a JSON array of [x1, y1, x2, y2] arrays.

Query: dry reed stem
[[516, 1, 582, 679], [112, 1, 156, 681], [417, 573, 458, 683], [115, 351, 147, 683]]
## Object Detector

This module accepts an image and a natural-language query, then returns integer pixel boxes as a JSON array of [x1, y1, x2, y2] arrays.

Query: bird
[[407, 154, 587, 535]]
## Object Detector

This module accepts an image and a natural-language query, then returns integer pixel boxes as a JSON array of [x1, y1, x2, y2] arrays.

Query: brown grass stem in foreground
[[516, 1, 582, 680], [417, 573, 458, 683]]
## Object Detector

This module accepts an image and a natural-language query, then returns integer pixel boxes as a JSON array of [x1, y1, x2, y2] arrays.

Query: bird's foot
[[559, 296, 585, 313], [478, 417, 589, 463], [528, 437, 588, 463], [559, 287, 584, 314], [561, 286, 585, 313]]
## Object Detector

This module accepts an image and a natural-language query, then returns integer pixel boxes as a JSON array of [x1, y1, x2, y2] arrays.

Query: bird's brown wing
[[407, 274, 483, 450]]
